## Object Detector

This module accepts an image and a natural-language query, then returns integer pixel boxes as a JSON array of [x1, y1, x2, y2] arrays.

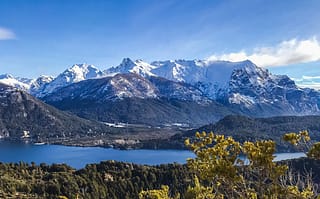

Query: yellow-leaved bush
[[283, 130, 320, 160], [139, 185, 179, 199], [140, 130, 320, 199]]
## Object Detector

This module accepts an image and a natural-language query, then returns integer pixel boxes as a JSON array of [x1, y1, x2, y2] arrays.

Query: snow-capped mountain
[[29, 75, 54, 96], [225, 64, 320, 116], [0, 64, 104, 97], [106, 58, 264, 99], [34, 63, 104, 97], [42, 73, 232, 127], [42, 73, 209, 103], [106, 58, 156, 77], [0, 74, 31, 90], [3, 58, 320, 121], [106, 58, 320, 116]]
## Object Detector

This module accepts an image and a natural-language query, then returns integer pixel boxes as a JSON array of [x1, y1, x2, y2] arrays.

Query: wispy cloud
[[207, 37, 320, 67], [291, 75, 320, 90], [0, 27, 15, 40]]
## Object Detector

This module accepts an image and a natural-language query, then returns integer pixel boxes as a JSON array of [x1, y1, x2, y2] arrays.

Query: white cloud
[[0, 27, 15, 40], [291, 75, 320, 90], [299, 75, 320, 80], [207, 37, 320, 67]]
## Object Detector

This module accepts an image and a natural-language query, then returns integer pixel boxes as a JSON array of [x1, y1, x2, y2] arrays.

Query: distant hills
[[170, 115, 320, 151], [0, 83, 114, 141]]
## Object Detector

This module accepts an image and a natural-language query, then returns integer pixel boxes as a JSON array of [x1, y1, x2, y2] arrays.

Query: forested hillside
[[171, 115, 320, 151], [0, 161, 192, 199]]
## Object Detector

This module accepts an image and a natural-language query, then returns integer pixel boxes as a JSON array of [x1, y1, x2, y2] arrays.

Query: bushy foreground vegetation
[[1, 131, 320, 198], [140, 131, 320, 199]]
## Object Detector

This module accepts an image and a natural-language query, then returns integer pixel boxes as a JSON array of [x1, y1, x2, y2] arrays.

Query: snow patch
[[229, 93, 256, 107], [35, 63, 104, 97], [0, 74, 31, 90]]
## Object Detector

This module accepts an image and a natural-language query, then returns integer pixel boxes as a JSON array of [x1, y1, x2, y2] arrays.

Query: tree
[[140, 131, 319, 198]]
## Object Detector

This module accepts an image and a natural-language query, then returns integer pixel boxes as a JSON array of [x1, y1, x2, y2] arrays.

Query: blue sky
[[0, 0, 320, 79]]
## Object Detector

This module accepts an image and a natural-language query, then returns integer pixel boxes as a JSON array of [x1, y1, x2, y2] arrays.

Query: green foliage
[[186, 132, 242, 184], [184, 131, 292, 198], [307, 142, 320, 159], [1, 130, 320, 198], [283, 130, 320, 160], [0, 161, 192, 199], [184, 176, 216, 199], [142, 130, 320, 198], [283, 130, 311, 147], [139, 185, 180, 199], [176, 115, 320, 152]]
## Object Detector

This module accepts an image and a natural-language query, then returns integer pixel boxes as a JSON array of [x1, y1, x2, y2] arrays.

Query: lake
[[0, 142, 306, 169]]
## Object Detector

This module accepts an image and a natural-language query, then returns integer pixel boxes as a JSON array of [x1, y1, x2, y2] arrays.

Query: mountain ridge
[[169, 114, 320, 151], [2, 58, 320, 125], [42, 73, 233, 127], [0, 83, 114, 140]]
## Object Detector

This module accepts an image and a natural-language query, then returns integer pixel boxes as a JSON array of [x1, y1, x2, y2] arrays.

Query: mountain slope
[[29, 75, 54, 96], [0, 83, 113, 140], [42, 73, 233, 127], [171, 115, 320, 151]]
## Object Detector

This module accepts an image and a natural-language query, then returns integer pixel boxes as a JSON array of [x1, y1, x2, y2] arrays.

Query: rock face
[[224, 63, 320, 116], [0, 83, 112, 140]]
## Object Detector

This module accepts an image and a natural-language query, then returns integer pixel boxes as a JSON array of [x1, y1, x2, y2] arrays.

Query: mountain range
[[41, 73, 233, 127], [1, 58, 320, 127]]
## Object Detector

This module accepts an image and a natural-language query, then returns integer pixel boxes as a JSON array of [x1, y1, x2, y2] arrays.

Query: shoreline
[[0, 136, 301, 153]]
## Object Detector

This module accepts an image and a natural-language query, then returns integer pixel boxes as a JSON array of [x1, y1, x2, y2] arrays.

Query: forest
[[1, 131, 320, 198], [0, 160, 193, 199]]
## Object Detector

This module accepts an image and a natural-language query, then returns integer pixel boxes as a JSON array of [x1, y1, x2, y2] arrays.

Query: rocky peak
[[34, 63, 104, 97], [0, 74, 31, 90]]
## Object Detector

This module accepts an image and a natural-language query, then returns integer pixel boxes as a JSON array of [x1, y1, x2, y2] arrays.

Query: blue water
[[0, 142, 305, 169], [0, 142, 195, 169]]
